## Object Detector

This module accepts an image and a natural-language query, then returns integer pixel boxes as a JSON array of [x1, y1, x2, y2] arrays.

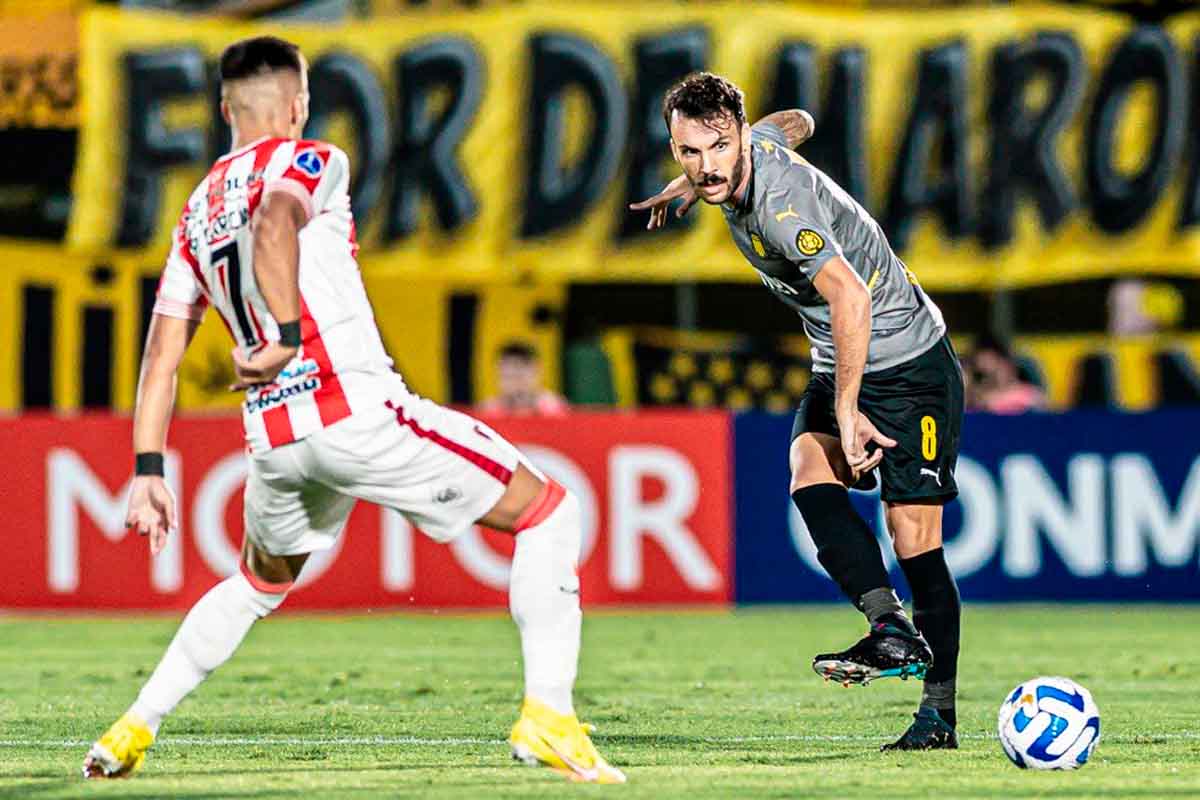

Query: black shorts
[[791, 336, 964, 504]]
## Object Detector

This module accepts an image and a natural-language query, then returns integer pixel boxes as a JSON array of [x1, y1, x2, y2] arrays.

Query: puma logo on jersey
[[774, 204, 800, 222], [920, 467, 941, 486]]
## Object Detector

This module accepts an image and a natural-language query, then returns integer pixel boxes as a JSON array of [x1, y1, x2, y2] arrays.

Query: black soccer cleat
[[880, 706, 959, 751], [811, 614, 932, 686]]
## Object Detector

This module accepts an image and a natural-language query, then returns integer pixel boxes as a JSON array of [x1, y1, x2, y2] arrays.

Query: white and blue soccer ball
[[997, 676, 1100, 770]]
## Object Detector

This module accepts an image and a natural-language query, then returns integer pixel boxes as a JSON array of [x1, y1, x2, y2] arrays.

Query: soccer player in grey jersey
[[631, 73, 965, 751]]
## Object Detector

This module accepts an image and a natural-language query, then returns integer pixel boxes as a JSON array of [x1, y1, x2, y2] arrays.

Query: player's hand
[[838, 409, 897, 479], [628, 173, 698, 230], [125, 475, 176, 556], [230, 343, 299, 391]]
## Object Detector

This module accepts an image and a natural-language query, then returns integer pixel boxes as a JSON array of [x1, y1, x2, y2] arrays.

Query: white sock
[[130, 572, 287, 734], [509, 488, 582, 717]]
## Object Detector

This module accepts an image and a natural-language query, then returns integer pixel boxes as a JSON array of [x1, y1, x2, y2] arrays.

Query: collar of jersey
[[218, 136, 274, 162]]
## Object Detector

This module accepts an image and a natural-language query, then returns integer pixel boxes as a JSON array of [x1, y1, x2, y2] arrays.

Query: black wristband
[[135, 452, 165, 477], [278, 320, 302, 348]]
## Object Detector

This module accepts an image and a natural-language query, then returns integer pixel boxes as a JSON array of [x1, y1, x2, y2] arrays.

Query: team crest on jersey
[[796, 228, 825, 256], [750, 233, 766, 257], [293, 148, 325, 178]]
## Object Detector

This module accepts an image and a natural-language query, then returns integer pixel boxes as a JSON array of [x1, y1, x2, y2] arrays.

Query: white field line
[[1, 732, 1198, 748]]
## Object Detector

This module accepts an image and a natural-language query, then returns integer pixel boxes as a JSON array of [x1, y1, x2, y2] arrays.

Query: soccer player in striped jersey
[[83, 36, 623, 784]]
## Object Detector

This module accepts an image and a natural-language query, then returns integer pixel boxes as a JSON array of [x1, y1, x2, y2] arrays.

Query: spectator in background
[[966, 334, 1047, 414], [478, 341, 568, 417], [114, 0, 353, 21], [563, 316, 617, 406]]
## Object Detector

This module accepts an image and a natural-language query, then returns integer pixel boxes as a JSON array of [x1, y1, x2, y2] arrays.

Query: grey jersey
[[720, 123, 946, 373]]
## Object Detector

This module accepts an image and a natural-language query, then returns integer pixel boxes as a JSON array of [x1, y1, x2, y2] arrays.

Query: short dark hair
[[498, 341, 538, 362], [974, 331, 1014, 361], [220, 37, 303, 82], [662, 72, 746, 132]]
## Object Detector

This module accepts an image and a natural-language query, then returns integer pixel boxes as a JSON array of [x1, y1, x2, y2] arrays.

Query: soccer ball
[[997, 676, 1100, 770]]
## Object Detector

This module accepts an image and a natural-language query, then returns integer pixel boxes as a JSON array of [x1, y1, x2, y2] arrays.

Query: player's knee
[[789, 435, 849, 491], [536, 486, 582, 567], [512, 484, 582, 568], [887, 504, 943, 558], [235, 564, 291, 618]]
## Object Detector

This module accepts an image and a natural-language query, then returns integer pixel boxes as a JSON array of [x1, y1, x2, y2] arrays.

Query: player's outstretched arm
[[753, 109, 815, 150], [812, 257, 896, 477], [628, 173, 697, 230], [129, 313, 201, 555], [231, 191, 307, 390]]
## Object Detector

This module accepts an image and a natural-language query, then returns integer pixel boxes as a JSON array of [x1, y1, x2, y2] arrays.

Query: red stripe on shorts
[[386, 401, 513, 484], [300, 296, 352, 427], [262, 405, 294, 448]]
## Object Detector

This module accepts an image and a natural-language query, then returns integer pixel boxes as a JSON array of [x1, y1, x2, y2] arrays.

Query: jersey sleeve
[[152, 211, 208, 322], [263, 141, 350, 223], [759, 175, 844, 282], [752, 121, 789, 149]]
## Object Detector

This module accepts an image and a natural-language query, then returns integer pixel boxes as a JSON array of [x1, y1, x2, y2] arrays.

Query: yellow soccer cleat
[[509, 697, 626, 784], [81, 711, 154, 779]]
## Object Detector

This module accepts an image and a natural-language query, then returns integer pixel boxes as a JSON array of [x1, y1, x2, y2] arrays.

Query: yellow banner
[[71, 3, 1200, 289], [0, 9, 78, 129]]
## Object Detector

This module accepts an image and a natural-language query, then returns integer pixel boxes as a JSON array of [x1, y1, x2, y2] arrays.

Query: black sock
[[791, 484, 893, 606], [899, 547, 961, 729]]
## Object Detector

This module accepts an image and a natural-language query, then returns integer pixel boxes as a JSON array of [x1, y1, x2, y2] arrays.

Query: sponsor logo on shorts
[[920, 467, 942, 486], [245, 375, 321, 413], [434, 487, 463, 504], [796, 229, 825, 256], [293, 148, 325, 178], [277, 358, 318, 381]]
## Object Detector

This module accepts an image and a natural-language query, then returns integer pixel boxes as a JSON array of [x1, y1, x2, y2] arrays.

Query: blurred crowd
[[83, 0, 1200, 22], [2, 0, 1196, 416]]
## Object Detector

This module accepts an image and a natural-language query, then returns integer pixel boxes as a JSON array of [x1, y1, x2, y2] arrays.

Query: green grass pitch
[[1, 605, 1197, 798]]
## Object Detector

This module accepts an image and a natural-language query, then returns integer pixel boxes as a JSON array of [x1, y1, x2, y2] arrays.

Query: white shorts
[[242, 393, 527, 556]]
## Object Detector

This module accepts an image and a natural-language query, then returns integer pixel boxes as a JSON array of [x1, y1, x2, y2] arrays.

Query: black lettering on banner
[[766, 43, 869, 204], [521, 33, 628, 239], [618, 27, 708, 240], [387, 38, 483, 242], [1179, 35, 1200, 229], [214, 240, 256, 347], [1086, 26, 1184, 234], [0, 54, 77, 127], [883, 41, 973, 252], [120, 49, 207, 247], [980, 33, 1085, 248], [306, 52, 390, 223]]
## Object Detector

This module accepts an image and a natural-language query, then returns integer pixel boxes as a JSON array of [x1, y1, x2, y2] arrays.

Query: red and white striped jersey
[[154, 136, 402, 453]]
